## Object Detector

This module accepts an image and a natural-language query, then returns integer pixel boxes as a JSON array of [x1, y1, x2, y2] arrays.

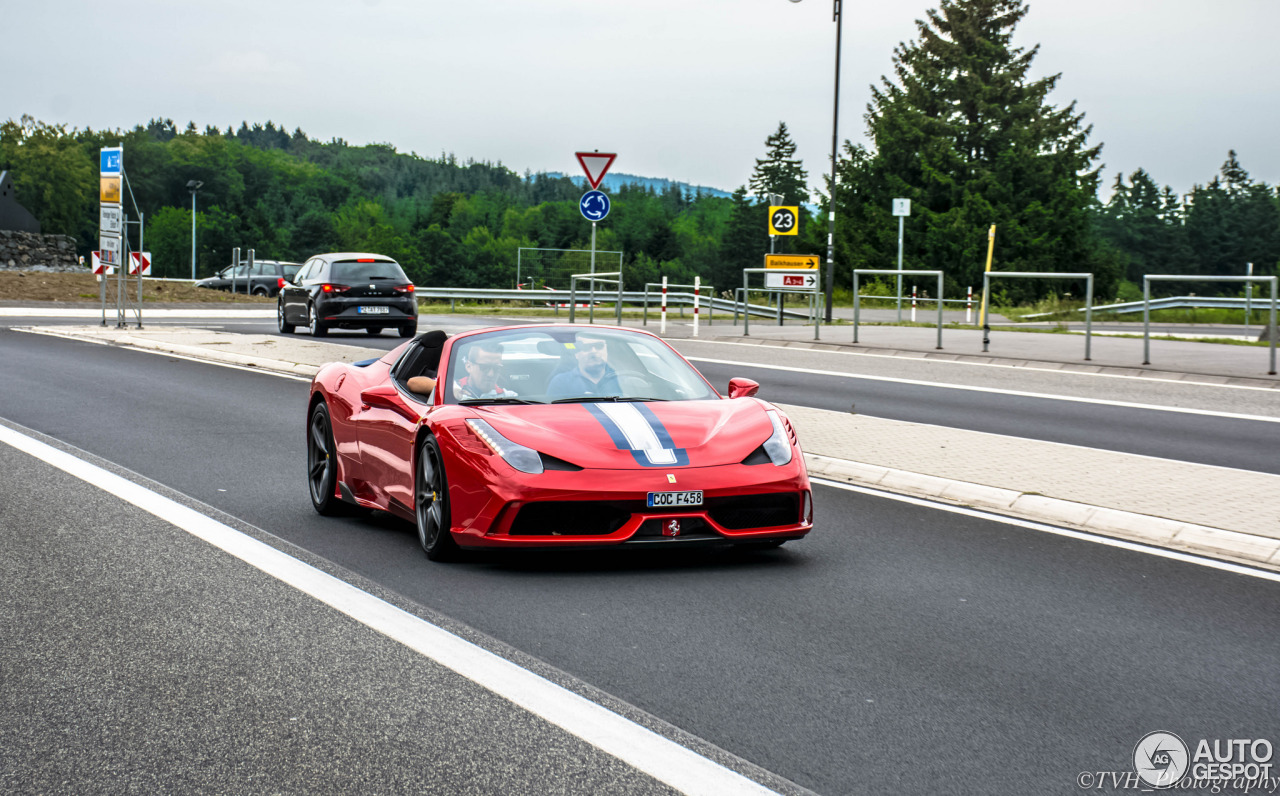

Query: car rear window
[[331, 260, 407, 282]]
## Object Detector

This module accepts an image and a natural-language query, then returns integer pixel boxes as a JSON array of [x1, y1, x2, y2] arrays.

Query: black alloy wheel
[[308, 303, 327, 337], [307, 402, 342, 515], [399, 322, 418, 339], [278, 300, 295, 334], [415, 436, 458, 561], [253, 286, 269, 297]]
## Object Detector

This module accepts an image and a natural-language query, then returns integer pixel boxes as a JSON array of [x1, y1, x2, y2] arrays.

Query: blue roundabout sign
[[580, 190, 610, 222]]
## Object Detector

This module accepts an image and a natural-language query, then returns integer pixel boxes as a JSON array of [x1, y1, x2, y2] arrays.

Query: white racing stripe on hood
[[598, 403, 677, 465]]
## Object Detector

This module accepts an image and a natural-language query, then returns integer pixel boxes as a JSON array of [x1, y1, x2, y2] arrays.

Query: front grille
[[706, 493, 800, 530], [508, 501, 632, 536]]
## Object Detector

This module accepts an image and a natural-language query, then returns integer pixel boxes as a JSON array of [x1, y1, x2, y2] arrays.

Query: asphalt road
[[3, 328, 1279, 794], [41, 312, 1280, 475]]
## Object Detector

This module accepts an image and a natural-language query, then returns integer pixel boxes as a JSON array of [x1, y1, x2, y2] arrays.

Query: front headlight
[[465, 419, 544, 474], [762, 410, 793, 466]]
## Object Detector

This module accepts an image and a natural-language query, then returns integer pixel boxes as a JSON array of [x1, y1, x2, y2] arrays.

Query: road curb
[[806, 454, 1280, 571], [22, 324, 1280, 574]]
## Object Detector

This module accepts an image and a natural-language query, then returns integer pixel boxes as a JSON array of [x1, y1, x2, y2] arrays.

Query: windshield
[[442, 328, 717, 405], [282, 264, 301, 278], [330, 259, 407, 283]]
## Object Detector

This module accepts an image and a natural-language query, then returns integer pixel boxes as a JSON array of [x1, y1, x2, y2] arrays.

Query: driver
[[547, 332, 622, 398], [452, 340, 518, 400]]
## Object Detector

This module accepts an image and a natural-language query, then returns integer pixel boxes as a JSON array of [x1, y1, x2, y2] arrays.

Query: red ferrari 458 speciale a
[[306, 324, 812, 560]]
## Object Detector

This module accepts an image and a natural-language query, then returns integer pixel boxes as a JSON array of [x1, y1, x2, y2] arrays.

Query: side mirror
[[360, 385, 418, 420], [727, 377, 759, 399]]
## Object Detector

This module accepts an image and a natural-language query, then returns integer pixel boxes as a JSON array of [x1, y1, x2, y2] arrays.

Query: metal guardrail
[[1142, 275, 1276, 374], [1029, 296, 1280, 318]]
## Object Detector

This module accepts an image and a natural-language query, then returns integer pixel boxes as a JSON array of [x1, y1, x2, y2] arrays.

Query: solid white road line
[[685, 355, 1280, 423], [0, 423, 778, 796], [813, 477, 1280, 584]]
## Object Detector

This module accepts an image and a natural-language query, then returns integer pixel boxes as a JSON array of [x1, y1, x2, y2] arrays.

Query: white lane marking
[[686, 355, 1280, 424], [812, 477, 1280, 584], [681, 338, 1280, 394], [0, 423, 777, 796], [598, 403, 677, 465]]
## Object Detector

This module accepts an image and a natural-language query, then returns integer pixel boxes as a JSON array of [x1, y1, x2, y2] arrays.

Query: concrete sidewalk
[[19, 323, 1280, 573]]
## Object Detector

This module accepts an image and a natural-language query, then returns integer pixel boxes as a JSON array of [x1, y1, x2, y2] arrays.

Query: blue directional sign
[[100, 147, 123, 175], [580, 190, 610, 222]]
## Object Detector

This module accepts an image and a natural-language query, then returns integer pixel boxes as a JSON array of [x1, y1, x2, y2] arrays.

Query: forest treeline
[[3, 0, 1277, 302]]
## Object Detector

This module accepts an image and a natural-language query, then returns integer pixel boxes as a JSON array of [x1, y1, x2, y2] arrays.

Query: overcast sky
[[4, 1, 1278, 199]]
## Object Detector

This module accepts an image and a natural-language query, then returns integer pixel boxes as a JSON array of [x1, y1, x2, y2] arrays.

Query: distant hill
[[541, 171, 734, 199]]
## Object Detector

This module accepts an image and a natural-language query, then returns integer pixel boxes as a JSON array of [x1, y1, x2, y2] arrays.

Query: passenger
[[546, 332, 622, 398], [452, 340, 518, 400]]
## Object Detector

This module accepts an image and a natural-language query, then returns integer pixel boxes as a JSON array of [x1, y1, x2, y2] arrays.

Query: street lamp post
[[790, 0, 842, 321], [187, 180, 203, 279]]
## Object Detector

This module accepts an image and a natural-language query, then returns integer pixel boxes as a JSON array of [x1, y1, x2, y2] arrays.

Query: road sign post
[[892, 198, 911, 321], [99, 146, 124, 327]]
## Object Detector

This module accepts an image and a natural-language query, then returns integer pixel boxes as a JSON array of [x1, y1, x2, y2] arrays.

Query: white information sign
[[765, 271, 818, 291], [99, 235, 121, 265], [893, 198, 912, 216], [100, 205, 123, 235]]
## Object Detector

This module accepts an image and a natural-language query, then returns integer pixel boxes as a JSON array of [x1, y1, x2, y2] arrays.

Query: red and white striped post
[[660, 276, 668, 335], [693, 276, 700, 337], [911, 285, 917, 322], [966, 286, 973, 324]]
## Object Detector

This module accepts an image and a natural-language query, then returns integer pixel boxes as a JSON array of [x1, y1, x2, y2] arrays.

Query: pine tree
[[835, 0, 1105, 300], [748, 122, 809, 205]]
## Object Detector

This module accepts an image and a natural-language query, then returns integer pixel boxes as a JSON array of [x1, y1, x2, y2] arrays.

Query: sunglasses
[[469, 362, 503, 373], [578, 340, 607, 351]]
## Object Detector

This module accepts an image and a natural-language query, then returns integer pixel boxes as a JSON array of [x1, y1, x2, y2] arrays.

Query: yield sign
[[575, 151, 617, 190]]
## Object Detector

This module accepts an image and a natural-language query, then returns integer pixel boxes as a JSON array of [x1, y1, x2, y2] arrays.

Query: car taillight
[[277, 277, 286, 289], [321, 284, 350, 294], [393, 284, 415, 294]]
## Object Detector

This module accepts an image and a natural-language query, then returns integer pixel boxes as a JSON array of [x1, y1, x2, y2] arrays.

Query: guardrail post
[[1085, 274, 1094, 361], [743, 272, 750, 337], [569, 277, 577, 324], [1269, 277, 1277, 375], [643, 283, 650, 326], [935, 273, 944, 349], [616, 273, 623, 325], [852, 271, 861, 344], [815, 291, 822, 340], [1142, 276, 1150, 365], [982, 272, 990, 353]]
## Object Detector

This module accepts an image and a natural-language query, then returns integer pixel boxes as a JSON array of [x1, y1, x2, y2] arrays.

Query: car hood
[[471, 399, 777, 470]]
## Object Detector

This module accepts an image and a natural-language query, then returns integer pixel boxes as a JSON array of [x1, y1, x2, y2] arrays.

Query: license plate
[[646, 490, 703, 507], [358, 306, 390, 314]]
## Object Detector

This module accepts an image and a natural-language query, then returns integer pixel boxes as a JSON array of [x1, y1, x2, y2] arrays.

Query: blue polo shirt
[[547, 364, 622, 398]]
